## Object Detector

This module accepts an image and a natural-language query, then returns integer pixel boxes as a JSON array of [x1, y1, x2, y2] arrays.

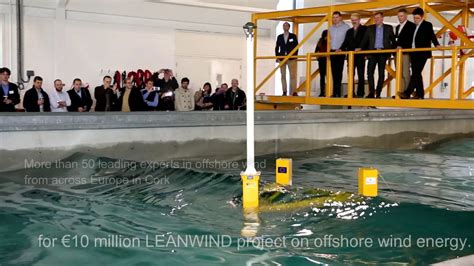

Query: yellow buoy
[[358, 168, 378, 197], [276, 158, 293, 186]]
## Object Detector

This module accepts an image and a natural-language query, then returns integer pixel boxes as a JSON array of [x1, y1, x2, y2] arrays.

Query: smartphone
[[163, 91, 173, 97]]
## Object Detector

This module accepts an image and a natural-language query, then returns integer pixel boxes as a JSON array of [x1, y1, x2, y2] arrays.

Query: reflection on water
[[0, 139, 473, 265]]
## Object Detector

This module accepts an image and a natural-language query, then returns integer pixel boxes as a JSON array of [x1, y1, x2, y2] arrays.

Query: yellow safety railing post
[[458, 60, 465, 100], [326, 55, 332, 98], [430, 56, 435, 99], [348, 52, 354, 99], [423, 0, 430, 21], [294, 21, 300, 91], [306, 53, 312, 101], [293, 21, 299, 37], [451, 46, 458, 100], [458, 7, 470, 100], [395, 49, 403, 99], [384, 59, 396, 97], [387, 58, 392, 98]]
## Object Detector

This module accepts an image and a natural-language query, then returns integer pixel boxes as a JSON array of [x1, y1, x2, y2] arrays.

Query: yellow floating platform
[[257, 183, 361, 213]]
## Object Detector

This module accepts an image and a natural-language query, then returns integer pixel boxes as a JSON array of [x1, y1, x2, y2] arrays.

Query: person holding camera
[[142, 79, 159, 111], [94, 76, 119, 111], [212, 83, 228, 111], [195, 82, 214, 111], [153, 69, 179, 111]]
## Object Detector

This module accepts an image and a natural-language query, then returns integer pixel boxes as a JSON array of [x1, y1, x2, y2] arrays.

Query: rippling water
[[1, 139, 473, 265]]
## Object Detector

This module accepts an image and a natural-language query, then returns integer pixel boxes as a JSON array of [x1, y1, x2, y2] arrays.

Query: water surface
[[1, 139, 473, 265]]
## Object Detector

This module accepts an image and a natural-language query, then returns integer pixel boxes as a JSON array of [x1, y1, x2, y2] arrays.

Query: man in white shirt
[[50, 79, 71, 112], [174, 77, 195, 112], [329, 11, 350, 97]]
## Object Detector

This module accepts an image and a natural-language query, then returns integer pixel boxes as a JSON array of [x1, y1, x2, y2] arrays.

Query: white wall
[[62, 20, 175, 87], [22, 16, 55, 87]]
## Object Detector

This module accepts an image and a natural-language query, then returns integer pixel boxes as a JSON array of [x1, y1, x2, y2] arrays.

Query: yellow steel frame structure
[[252, 0, 474, 109]]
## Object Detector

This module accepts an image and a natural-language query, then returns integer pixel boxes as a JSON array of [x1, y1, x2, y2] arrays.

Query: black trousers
[[352, 55, 366, 97], [318, 58, 327, 96], [405, 55, 428, 98], [331, 53, 345, 97], [367, 54, 388, 97]]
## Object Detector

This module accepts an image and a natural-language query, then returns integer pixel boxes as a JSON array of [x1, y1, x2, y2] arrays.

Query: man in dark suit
[[399, 8, 440, 99], [341, 13, 368, 97], [395, 9, 416, 93], [94, 76, 118, 111], [225, 79, 246, 110], [0, 67, 20, 112], [275, 22, 299, 96], [67, 78, 93, 112], [23, 76, 51, 112], [358, 12, 395, 98]]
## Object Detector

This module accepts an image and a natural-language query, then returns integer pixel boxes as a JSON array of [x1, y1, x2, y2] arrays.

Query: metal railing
[[251, 0, 474, 109], [255, 46, 474, 109]]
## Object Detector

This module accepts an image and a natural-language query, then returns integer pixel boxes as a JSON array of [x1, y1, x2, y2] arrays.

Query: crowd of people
[[1, 7, 442, 113], [0, 67, 247, 113], [277, 7, 441, 99]]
